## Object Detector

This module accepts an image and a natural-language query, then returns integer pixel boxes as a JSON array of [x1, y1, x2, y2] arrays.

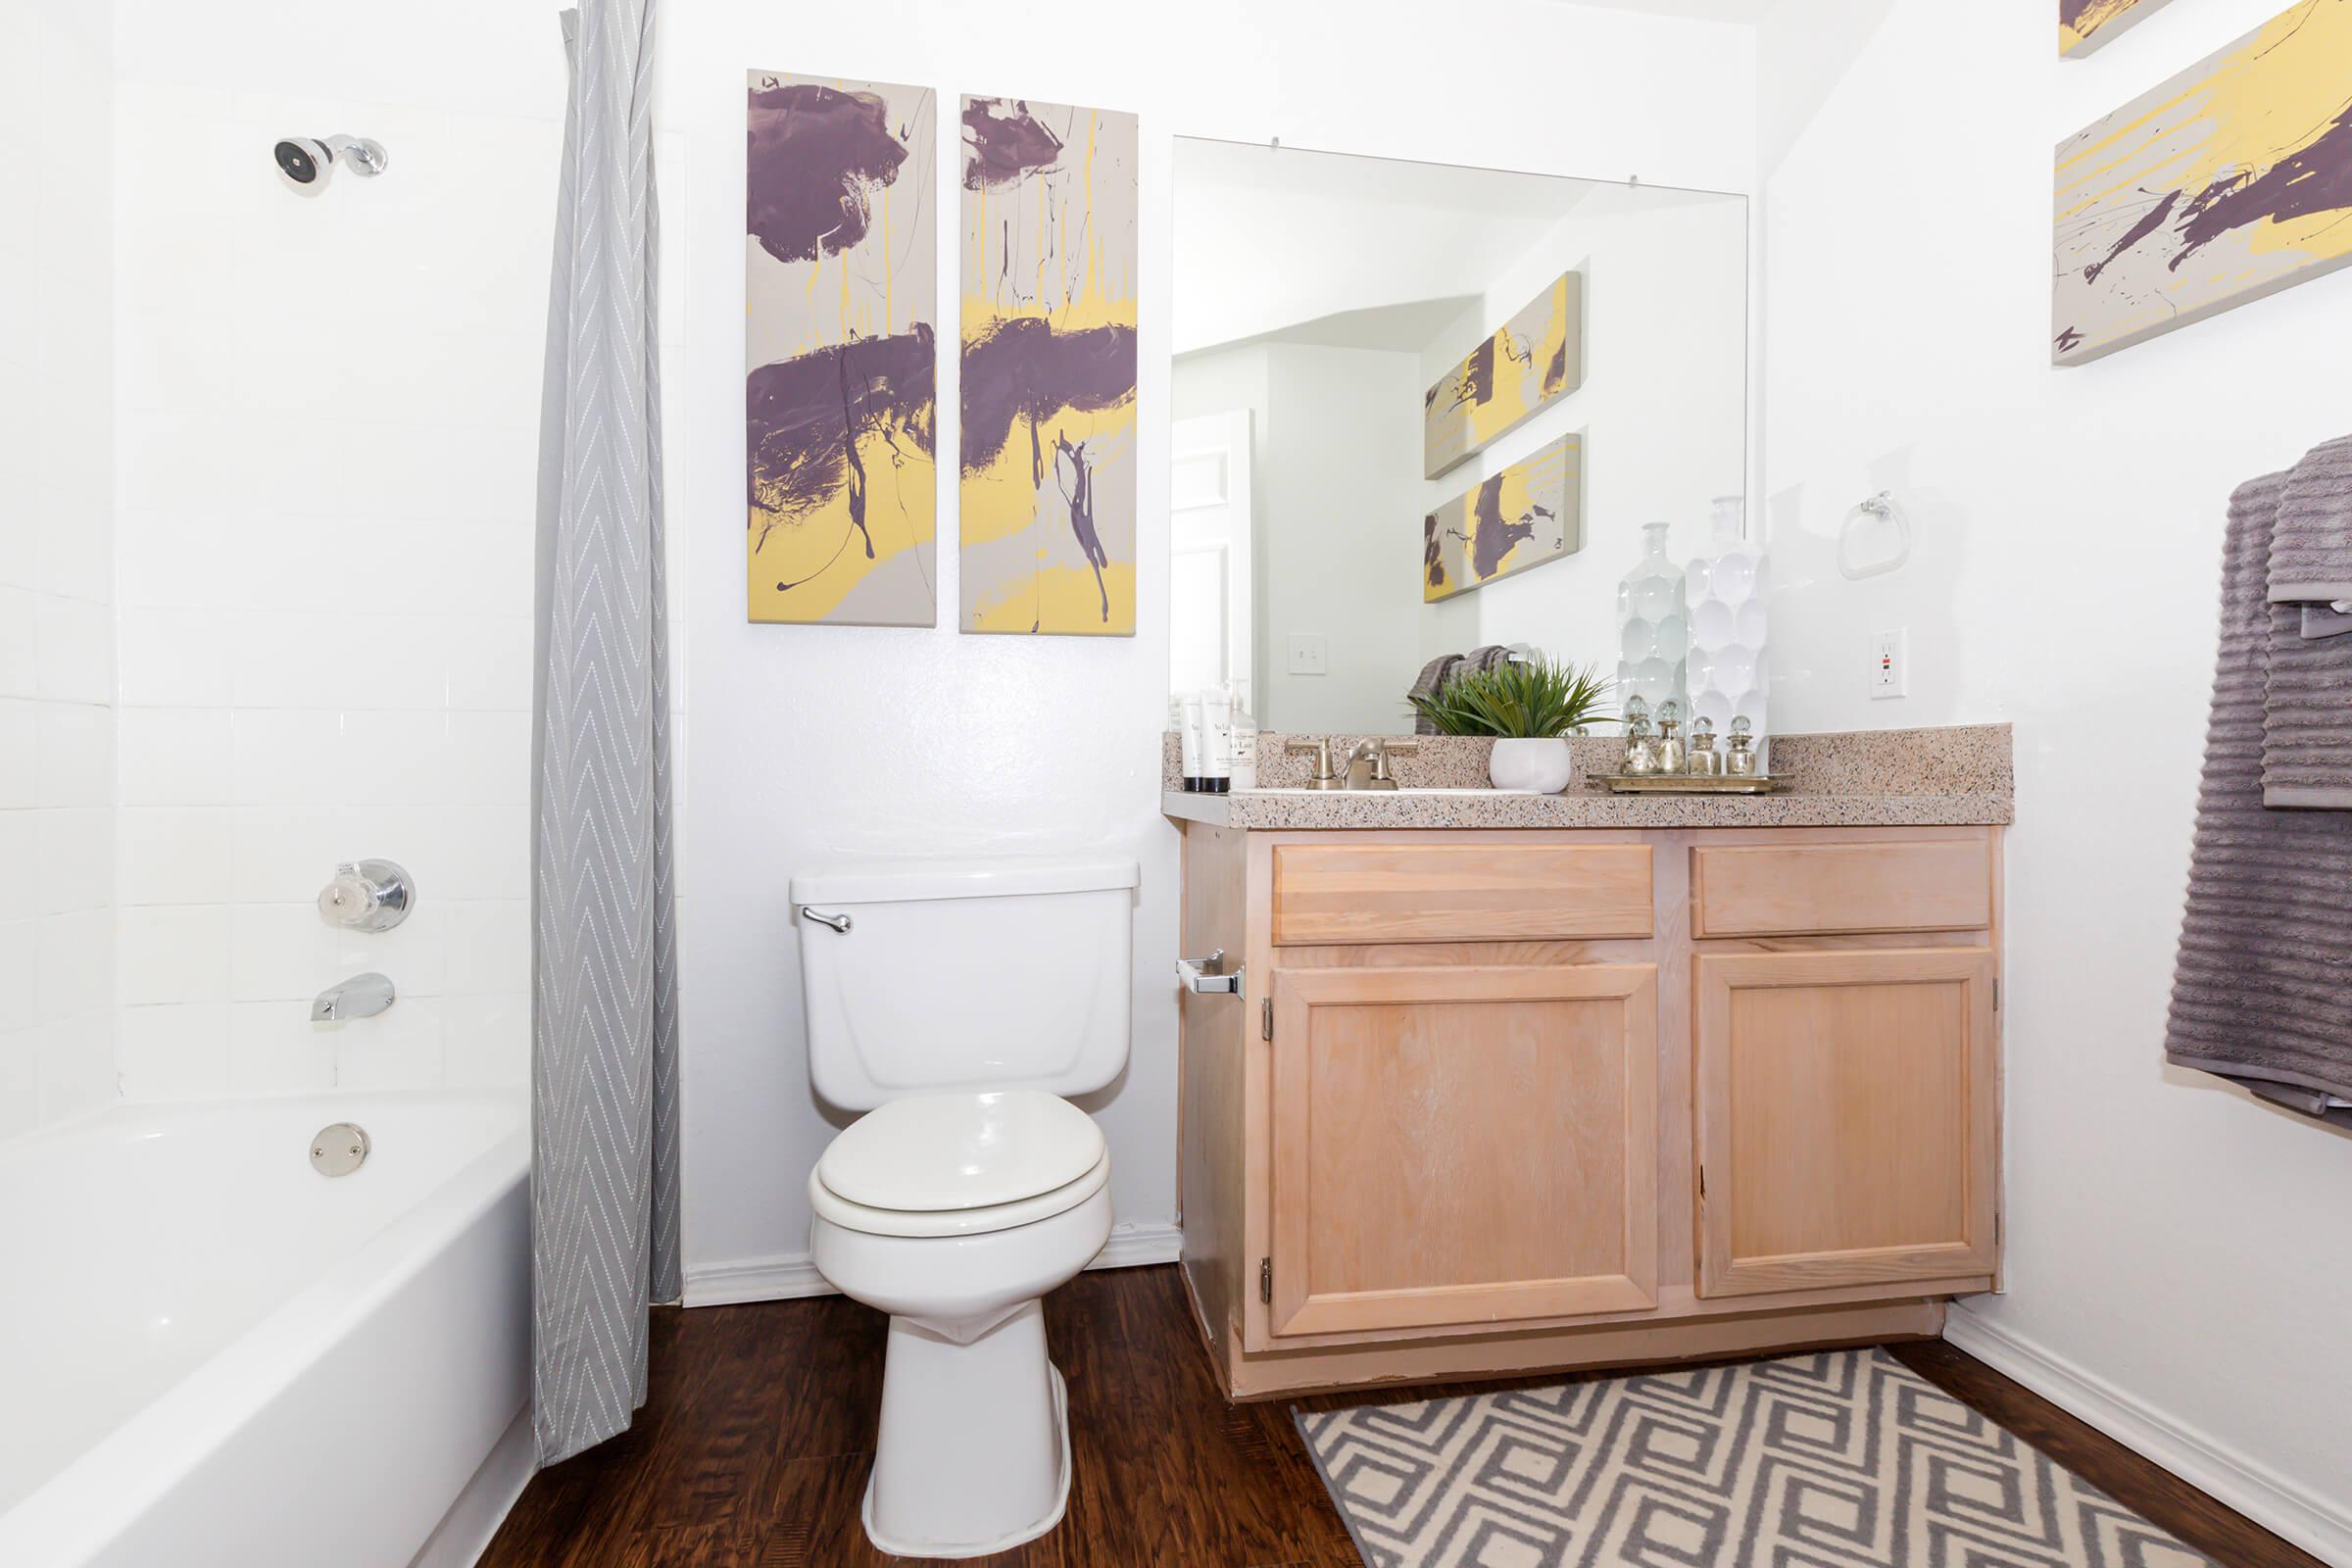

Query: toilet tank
[[792, 857, 1139, 1110]]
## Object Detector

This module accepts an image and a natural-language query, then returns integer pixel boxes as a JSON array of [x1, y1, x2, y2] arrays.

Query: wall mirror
[[1169, 138, 1747, 736]]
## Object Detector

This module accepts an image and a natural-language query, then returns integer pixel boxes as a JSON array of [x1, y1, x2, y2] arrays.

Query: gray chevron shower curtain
[[530, 0, 681, 1468]]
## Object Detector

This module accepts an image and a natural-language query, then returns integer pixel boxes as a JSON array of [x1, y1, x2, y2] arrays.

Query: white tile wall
[[0, 18, 688, 1128], [0, 0, 115, 1138], [105, 83, 571, 1102]]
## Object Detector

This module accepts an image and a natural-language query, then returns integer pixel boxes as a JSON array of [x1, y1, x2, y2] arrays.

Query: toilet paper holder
[[1177, 949, 1245, 997]]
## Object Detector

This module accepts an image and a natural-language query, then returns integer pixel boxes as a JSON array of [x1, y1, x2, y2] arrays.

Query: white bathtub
[[0, 1090, 532, 1568]]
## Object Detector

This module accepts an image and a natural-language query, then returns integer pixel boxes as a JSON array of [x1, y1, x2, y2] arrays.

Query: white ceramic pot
[[1489, 737, 1574, 794]]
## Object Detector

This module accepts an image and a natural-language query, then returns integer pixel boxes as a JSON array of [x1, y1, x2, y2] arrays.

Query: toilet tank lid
[[790, 856, 1139, 906]]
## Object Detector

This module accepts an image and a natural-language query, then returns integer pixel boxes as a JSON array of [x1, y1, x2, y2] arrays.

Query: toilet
[[793, 856, 1138, 1558]]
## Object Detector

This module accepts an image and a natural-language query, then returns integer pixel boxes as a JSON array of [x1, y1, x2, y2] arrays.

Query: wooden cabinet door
[[1265, 963, 1658, 1339], [1694, 948, 1997, 1298]]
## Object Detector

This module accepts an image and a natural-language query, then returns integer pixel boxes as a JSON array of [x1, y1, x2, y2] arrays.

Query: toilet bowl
[[791, 857, 1138, 1558], [808, 1091, 1112, 1556]]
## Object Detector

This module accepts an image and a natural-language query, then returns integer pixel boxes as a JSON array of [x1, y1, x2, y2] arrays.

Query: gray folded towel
[[1466, 644, 1511, 673], [2263, 442, 2352, 808], [1407, 654, 1463, 735], [2266, 432, 2352, 604], [2165, 471, 2352, 1126]]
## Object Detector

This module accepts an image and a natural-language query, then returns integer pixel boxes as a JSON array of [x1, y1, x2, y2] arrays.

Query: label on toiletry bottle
[[1179, 694, 1205, 792], [1202, 690, 1233, 795]]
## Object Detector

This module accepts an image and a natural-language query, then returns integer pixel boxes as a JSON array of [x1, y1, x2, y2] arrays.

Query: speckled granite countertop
[[1162, 723, 2013, 830]]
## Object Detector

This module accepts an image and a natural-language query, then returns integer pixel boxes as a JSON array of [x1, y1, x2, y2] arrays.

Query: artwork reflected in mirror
[[1170, 139, 1746, 736]]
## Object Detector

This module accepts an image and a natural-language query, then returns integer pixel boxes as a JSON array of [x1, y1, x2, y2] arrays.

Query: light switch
[[1288, 633, 1329, 676]]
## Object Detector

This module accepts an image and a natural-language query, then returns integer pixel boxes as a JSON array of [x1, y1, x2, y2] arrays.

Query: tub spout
[[312, 972, 395, 1021]]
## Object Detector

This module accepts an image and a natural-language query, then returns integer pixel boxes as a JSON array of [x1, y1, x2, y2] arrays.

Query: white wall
[[100, 2, 686, 1102], [1420, 185, 1749, 684], [1756, 0, 2352, 1554], [1175, 341, 1426, 733], [0, 0, 116, 1136], [662, 0, 1757, 1296]]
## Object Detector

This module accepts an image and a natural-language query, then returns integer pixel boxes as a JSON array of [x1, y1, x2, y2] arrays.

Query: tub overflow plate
[[311, 1122, 371, 1177]]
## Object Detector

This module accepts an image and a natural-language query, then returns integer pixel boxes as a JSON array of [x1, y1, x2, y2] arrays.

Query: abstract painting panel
[[958, 97, 1139, 636], [2060, 0, 2176, 58], [744, 73, 937, 625], [2054, 0, 2352, 365], [1423, 435, 1583, 603], [1423, 272, 1583, 481]]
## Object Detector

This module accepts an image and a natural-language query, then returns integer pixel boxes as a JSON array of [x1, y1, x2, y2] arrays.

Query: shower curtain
[[529, 0, 681, 1468]]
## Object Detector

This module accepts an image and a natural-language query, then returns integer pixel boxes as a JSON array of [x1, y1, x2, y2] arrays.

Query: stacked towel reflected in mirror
[[2165, 454, 2352, 1127], [2263, 434, 2352, 808]]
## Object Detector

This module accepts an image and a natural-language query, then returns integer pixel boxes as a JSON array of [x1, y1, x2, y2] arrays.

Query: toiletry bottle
[[1201, 688, 1233, 795], [1227, 684, 1258, 790], [1655, 701, 1686, 775], [1179, 693, 1204, 792]]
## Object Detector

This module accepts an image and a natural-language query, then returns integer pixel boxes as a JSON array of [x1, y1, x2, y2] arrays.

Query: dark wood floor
[[481, 1264, 2322, 1567]]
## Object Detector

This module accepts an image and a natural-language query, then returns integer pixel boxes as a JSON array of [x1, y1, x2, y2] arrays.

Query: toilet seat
[[812, 1090, 1110, 1239], [810, 1152, 1109, 1239]]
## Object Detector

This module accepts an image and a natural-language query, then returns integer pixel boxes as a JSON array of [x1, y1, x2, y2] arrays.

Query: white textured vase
[[1685, 495, 1767, 746], [1489, 738, 1574, 794], [1616, 521, 1687, 716]]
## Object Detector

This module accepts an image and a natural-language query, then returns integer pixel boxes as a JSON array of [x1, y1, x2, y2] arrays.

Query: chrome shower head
[[272, 134, 388, 187]]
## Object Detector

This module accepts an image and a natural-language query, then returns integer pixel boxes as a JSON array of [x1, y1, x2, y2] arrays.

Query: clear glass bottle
[[1654, 700, 1686, 775], [1685, 495, 1767, 750], [1616, 522, 1687, 719], [1687, 716, 1719, 776]]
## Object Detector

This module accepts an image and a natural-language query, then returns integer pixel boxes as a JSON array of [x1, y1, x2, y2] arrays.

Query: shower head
[[272, 134, 388, 187]]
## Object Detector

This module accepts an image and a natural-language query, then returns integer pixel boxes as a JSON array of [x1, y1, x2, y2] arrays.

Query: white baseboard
[[683, 1222, 1184, 1309], [410, 1404, 534, 1568], [1943, 1302, 2352, 1567]]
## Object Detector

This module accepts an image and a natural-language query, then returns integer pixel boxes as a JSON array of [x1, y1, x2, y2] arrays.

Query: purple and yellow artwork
[[2054, 0, 2352, 364], [1423, 435, 1583, 603], [1423, 272, 1582, 481], [2060, 0, 2176, 58], [745, 73, 937, 625], [957, 97, 1139, 636]]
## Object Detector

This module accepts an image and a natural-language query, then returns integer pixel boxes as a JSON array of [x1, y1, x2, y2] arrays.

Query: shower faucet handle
[[318, 858, 415, 932]]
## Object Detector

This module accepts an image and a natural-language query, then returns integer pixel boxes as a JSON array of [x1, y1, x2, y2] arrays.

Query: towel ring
[[1838, 491, 1912, 580]]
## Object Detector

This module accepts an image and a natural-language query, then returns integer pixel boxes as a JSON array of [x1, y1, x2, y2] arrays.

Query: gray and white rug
[[1296, 1348, 2220, 1567]]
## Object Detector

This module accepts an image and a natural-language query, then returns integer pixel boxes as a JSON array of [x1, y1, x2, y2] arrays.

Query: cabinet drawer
[[1271, 842, 1653, 946], [1690, 838, 1991, 938]]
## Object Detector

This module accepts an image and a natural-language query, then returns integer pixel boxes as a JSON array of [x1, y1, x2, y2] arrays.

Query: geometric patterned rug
[[1296, 1348, 2221, 1567]]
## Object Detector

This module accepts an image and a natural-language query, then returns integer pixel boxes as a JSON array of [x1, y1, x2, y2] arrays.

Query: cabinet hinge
[[1261, 997, 1273, 1041], [1993, 977, 2001, 1010], [1697, 1165, 1706, 1200], [1259, 1256, 1273, 1304]]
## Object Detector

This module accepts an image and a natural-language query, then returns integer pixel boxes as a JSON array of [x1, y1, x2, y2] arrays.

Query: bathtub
[[0, 1090, 532, 1568]]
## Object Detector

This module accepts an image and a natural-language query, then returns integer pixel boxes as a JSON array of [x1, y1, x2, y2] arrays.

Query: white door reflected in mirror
[[1170, 409, 1253, 711]]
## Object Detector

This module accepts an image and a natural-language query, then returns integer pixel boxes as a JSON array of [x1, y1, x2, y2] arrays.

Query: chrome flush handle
[[799, 906, 853, 934]]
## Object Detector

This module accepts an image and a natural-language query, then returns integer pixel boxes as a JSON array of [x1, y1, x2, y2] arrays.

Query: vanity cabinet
[[1175, 821, 2004, 1400]]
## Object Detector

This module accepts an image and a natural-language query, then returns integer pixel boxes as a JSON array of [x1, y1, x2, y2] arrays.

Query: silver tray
[[1589, 773, 1790, 795]]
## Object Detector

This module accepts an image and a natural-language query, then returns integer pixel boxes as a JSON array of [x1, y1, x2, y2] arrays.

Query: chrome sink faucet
[[312, 972, 395, 1021], [1285, 736, 1420, 790]]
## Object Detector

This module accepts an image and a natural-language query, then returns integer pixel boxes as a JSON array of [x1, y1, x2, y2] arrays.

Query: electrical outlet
[[1287, 633, 1329, 676], [1871, 628, 1908, 699]]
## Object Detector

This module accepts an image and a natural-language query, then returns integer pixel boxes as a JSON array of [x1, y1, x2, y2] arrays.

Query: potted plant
[[1405, 658, 1614, 794]]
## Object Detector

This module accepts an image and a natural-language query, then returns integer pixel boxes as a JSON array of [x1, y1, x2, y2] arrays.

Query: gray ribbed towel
[[2267, 433, 2352, 604], [2262, 440, 2352, 808], [1408, 654, 1462, 735], [2165, 471, 2352, 1126]]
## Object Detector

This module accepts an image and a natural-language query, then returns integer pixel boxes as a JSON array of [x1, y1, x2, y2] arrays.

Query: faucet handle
[[1284, 737, 1342, 786], [1369, 738, 1419, 784]]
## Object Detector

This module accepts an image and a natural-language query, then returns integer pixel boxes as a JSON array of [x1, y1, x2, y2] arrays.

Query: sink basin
[[1250, 787, 1537, 797]]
